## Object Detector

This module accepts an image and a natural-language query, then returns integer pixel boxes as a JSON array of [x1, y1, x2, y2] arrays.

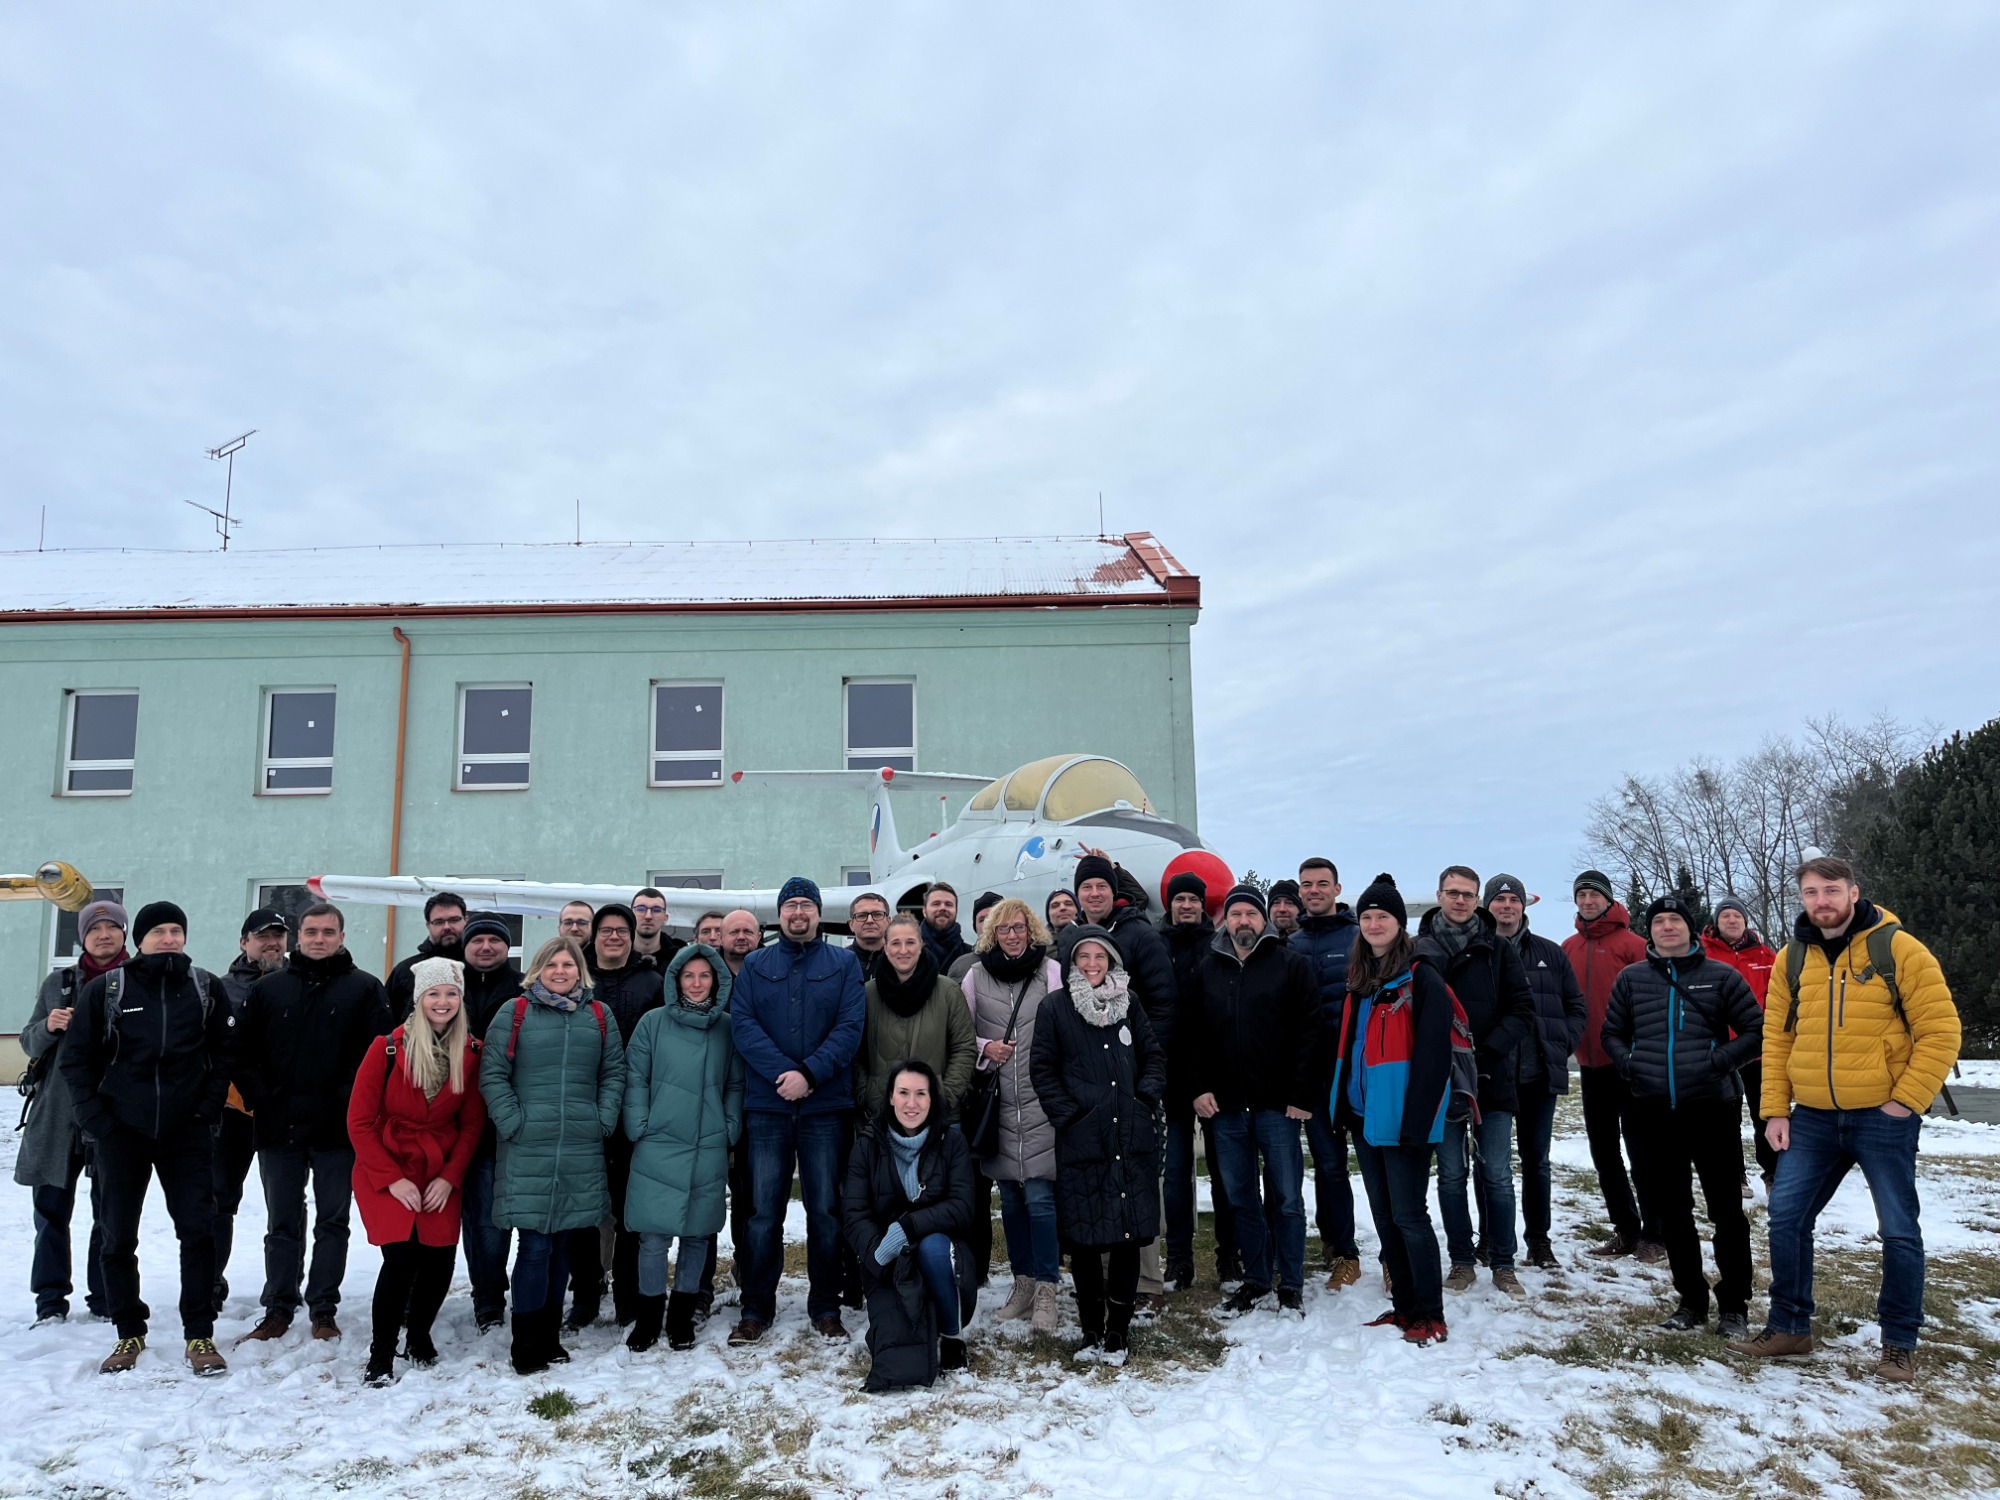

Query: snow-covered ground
[[2, 1099, 1995, 1499]]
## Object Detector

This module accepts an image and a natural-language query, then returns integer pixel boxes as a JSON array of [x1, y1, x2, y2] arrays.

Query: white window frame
[[456, 683, 533, 792], [61, 689, 138, 797], [648, 680, 725, 788], [259, 687, 336, 796], [843, 676, 916, 772], [647, 870, 725, 890], [49, 881, 126, 970], [842, 867, 872, 886]]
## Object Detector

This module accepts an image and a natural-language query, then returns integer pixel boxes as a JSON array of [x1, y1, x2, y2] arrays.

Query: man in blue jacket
[[727, 877, 866, 1344]]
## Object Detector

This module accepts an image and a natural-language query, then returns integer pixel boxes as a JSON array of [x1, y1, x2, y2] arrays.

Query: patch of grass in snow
[[328, 1456, 400, 1492], [525, 1387, 580, 1421]]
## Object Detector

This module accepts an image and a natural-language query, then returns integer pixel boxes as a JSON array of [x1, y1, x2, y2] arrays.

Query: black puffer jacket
[[237, 948, 391, 1148], [1413, 909, 1537, 1114], [1158, 914, 1213, 1109], [1290, 909, 1360, 1100], [464, 959, 526, 1040], [587, 952, 666, 1045], [1504, 923, 1588, 1097], [388, 937, 464, 1022], [60, 952, 234, 1142], [1091, 902, 1180, 1057], [1182, 929, 1320, 1115], [1602, 945, 1764, 1107], [1029, 954, 1166, 1249]]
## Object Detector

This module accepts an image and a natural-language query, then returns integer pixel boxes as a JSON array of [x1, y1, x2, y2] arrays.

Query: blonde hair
[[404, 983, 471, 1097], [524, 936, 591, 993], [973, 897, 1050, 954]]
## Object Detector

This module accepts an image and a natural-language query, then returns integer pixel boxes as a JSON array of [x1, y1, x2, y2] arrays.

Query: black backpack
[[1780, 923, 1958, 1116], [15, 967, 77, 1128]]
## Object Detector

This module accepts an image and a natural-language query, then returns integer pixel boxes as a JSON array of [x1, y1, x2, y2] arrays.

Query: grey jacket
[[15, 968, 87, 1189], [961, 957, 1061, 1183]]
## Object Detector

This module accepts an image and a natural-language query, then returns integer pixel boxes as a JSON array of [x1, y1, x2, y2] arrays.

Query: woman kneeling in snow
[[842, 1059, 977, 1390], [347, 957, 488, 1386]]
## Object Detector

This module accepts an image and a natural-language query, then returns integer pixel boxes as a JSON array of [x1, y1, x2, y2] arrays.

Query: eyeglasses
[[632, 903, 667, 916], [851, 910, 888, 922], [994, 922, 1029, 937], [779, 900, 818, 914], [1440, 889, 1479, 902]]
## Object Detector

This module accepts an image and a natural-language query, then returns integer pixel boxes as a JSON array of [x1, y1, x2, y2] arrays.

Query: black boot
[[940, 1335, 967, 1370], [626, 1295, 665, 1352], [666, 1293, 698, 1351], [365, 1344, 397, 1387], [511, 1310, 551, 1376], [542, 1303, 572, 1366], [1076, 1288, 1105, 1354], [405, 1328, 439, 1367], [1104, 1298, 1134, 1365]]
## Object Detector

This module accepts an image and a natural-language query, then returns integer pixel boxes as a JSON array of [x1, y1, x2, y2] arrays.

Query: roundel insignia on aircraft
[[1160, 849, 1235, 920]]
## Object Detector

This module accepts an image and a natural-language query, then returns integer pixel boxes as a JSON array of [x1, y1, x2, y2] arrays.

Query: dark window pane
[[846, 682, 912, 751], [462, 688, 532, 756], [265, 765, 333, 791], [844, 869, 871, 886], [53, 885, 124, 959], [655, 873, 723, 889], [71, 693, 138, 761], [847, 755, 914, 772], [653, 757, 722, 784], [269, 692, 336, 760], [460, 759, 530, 787], [68, 767, 134, 792], [254, 884, 318, 936], [654, 685, 722, 754]]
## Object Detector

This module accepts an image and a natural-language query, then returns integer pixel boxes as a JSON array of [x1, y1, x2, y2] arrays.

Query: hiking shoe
[[239, 1313, 291, 1343], [1586, 1232, 1636, 1259], [1217, 1285, 1272, 1317], [1716, 1313, 1750, 1342], [1403, 1317, 1447, 1346], [1491, 1267, 1527, 1299], [1166, 1260, 1197, 1293], [726, 1317, 767, 1346], [1324, 1256, 1361, 1292], [1658, 1304, 1706, 1332], [1363, 1308, 1407, 1330], [186, 1338, 228, 1376], [100, 1336, 145, 1373], [364, 1351, 397, 1387], [812, 1313, 849, 1341], [311, 1317, 341, 1341], [1131, 1293, 1166, 1323], [940, 1335, 968, 1371], [475, 1313, 505, 1335], [1525, 1239, 1559, 1270], [404, 1334, 439, 1367], [33, 1310, 68, 1328], [1876, 1345, 1917, 1383], [1031, 1281, 1059, 1335], [1276, 1288, 1304, 1315], [562, 1301, 599, 1333], [1728, 1326, 1814, 1358], [1634, 1240, 1668, 1266], [994, 1275, 1036, 1323], [1443, 1264, 1477, 1293]]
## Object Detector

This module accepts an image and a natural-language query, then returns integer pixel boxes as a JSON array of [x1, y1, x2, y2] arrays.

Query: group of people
[[15, 850, 1961, 1391]]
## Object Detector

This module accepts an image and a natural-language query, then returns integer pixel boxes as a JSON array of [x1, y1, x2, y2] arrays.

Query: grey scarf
[[1066, 967, 1131, 1028], [1430, 912, 1481, 961]]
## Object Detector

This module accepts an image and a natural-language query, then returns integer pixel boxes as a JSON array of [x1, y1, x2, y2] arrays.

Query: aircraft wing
[[309, 873, 812, 929], [728, 768, 995, 791]]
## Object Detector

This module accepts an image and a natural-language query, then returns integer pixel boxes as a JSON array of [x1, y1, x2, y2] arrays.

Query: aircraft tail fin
[[867, 770, 909, 881]]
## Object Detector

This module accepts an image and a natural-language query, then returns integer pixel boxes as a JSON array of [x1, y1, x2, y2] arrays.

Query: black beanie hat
[[1166, 871, 1208, 905], [461, 912, 513, 945], [1353, 874, 1407, 927], [1044, 888, 1075, 923], [1266, 878, 1301, 906], [1074, 854, 1117, 893], [1643, 894, 1697, 930], [972, 890, 1003, 922], [1573, 869, 1616, 903], [132, 900, 189, 946], [1222, 883, 1267, 919], [592, 902, 638, 940]]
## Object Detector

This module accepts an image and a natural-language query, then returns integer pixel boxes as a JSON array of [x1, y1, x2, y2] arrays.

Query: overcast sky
[[4, 3, 1995, 906]]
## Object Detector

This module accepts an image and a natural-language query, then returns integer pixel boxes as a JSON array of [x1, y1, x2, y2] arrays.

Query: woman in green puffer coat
[[619, 944, 744, 1353], [480, 936, 627, 1375]]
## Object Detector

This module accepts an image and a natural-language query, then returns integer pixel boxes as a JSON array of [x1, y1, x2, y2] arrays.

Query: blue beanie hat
[[778, 875, 822, 912]]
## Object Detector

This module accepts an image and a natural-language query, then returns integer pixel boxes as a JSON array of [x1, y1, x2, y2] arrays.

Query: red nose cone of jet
[[1160, 850, 1235, 920]]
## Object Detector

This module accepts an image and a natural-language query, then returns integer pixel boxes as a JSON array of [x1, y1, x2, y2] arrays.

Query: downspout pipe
[[385, 626, 412, 975]]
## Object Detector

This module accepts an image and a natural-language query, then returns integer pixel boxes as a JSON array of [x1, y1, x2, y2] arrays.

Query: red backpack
[[504, 995, 608, 1059]]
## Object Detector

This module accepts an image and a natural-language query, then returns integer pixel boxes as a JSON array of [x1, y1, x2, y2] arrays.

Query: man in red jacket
[[1700, 897, 1779, 1188], [1562, 871, 1663, 1262]]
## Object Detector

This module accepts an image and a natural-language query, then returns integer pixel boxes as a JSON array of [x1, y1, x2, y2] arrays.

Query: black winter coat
[[1029, 981, 1166, 1249], [1506, 924, 1588, 1097], [220, 953, 270, 1014], [1182, 930, 1320, 1115], [1158, 915, 1213, 1108], [1094, 903, 1180, 1057], [1601, 945, 1765, 1107], [842, 1113, 977, 1392], [237, 948, 392, 1149], [60, 952, 233, 1142], [587, 953, 666, 1045], [1413, 910, 1537, 1113], [1290, 910, 1360, 1096], [388, 937, 464, 1023], [920, 921, 971, 974], [464, 960, 526, 1040]]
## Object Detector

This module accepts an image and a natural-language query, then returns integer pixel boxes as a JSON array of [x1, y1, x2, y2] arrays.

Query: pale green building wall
[[0, 606, 1197, 1033]]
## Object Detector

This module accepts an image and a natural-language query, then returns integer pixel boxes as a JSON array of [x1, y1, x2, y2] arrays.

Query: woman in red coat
[[348, 957, 487, 1386]]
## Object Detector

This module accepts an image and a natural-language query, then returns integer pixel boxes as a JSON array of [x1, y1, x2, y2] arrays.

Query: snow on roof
[[0, 533, 1198, 620]]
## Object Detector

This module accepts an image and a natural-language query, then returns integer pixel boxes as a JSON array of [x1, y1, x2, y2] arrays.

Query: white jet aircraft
[[310, 753, 1236, 933]]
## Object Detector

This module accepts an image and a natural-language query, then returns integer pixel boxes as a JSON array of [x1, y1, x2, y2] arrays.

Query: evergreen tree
[[1669, 862, 1712, 932], [1237, 868, 1271, 895], [1624, 873, 1652, 938], [1854, 718, 2000, 1055]]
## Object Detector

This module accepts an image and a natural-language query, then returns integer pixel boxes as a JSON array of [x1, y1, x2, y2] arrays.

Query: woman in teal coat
[[620, 944, 745, 1352], [480, 936, 627, 1374]]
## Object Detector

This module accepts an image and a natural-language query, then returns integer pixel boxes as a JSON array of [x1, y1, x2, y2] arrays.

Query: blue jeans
[[511, 1228, 571, 1317], [1438, 1110, 1517, 1269], [638, 1233, 714, 1297], [913, 1233, 963, 1336], [460, 1144, 513, 1324], [742, 1109, 848, 1325], [1303, 1107, 1360, 1260], [1768, 1104, 1926, 1348], [996, 1177, 1060, 1283], [1209, 1110, 1307, 1294]]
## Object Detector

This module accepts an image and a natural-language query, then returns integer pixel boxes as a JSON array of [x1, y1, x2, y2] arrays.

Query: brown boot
[[239, 1313, 291, 1343], [1491, 1267, 1527, 1299], [99, 1336, 145, 1373], [812, 1312, 850, 1341], [1634, 1240, 1668, 1266], [726, 1317, 767, 1346], [185, 1338, 228, 1377], [1875, 1344, 1917, 1383], [1586, 1232, 1636, 1259], [1324, 1256, 1361, 1292], [1728, 1326, 1814, 1358], [1443, 1264, 1477, 1293], [311, 1317, 341, 1341]]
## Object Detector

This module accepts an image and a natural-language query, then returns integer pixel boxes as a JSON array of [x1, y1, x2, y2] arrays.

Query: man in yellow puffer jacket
[[1729, 857, 1959, 1383]]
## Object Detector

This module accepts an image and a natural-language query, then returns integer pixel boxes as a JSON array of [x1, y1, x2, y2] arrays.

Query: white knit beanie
[[410, 957, 465, 998]]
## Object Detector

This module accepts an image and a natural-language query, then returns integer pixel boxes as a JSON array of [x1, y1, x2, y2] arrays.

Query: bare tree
[[1579, 714, 1927, 939]]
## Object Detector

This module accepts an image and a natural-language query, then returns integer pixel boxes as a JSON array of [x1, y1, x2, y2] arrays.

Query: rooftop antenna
[[189, 430, 256, 550], [1098, 491, 1104, 536]]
